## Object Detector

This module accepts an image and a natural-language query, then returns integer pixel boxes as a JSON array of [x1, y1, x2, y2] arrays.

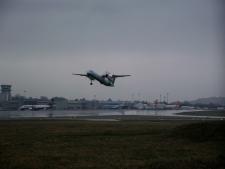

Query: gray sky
[[0, 0, 224, 101]]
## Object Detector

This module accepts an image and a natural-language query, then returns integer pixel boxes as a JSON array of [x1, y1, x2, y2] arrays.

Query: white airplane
[[72, 70, 131, 87], [18, 105, 50, 111]]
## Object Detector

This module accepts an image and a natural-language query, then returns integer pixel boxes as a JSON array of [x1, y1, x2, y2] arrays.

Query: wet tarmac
[[0, 110, 224, 121]]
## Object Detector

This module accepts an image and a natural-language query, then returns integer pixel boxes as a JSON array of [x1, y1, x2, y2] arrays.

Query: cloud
[[0, 0, 224, 100]]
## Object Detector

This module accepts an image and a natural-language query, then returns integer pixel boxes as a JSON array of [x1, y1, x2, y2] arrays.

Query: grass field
[[177, 110, 225, 117], [0, 120, 225, 169]]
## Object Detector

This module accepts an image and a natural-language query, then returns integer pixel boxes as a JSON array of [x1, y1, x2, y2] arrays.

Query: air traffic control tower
[[0, 85, 12, 102]]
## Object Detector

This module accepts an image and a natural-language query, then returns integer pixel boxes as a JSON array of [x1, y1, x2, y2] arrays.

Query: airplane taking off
[[72, 70, 131, 87]]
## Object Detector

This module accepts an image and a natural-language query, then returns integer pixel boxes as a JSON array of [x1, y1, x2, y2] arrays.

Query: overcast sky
[[0, 0, 224, 101]]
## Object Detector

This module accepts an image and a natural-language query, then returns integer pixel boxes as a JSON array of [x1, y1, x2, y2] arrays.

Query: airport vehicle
[[72, 70, 130, 87]]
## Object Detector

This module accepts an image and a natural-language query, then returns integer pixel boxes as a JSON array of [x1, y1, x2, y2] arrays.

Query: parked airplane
[[72, 70, 131, 87], [18, 105, 51, 111]]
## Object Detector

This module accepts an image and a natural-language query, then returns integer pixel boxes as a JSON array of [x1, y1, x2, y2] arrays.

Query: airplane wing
[[72, 73, 87, 77], [112, 75, 131, 78]]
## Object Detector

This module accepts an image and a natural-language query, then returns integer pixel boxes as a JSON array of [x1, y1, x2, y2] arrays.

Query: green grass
[[0, 120, 224, 169]]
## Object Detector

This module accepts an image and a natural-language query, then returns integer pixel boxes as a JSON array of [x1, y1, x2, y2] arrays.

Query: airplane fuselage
[[87, 70, 114, 86]]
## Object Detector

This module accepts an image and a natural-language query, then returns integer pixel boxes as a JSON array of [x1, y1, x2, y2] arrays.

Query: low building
[[54, 100, 68, 110], [0, 101, 20, 110]]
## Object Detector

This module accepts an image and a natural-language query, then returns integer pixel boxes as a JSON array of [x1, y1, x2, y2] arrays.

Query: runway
[[0, 110, 224, 121]]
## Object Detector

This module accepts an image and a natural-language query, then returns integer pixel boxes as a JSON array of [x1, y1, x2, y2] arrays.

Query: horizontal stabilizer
[[112, 75, 131, 78], [72, 73, 87, 77]]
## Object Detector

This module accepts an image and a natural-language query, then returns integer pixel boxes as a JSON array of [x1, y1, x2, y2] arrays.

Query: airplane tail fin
[[111, 75, 131, 85], [111, 76, 116, 85]]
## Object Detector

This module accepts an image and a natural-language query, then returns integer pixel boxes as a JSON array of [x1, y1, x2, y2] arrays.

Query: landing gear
[[90, 81, 93, 85]]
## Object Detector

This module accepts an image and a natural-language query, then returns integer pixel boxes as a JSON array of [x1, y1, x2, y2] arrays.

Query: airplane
[[18, 104, 51, 111], [72, 70, 131, 87]]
